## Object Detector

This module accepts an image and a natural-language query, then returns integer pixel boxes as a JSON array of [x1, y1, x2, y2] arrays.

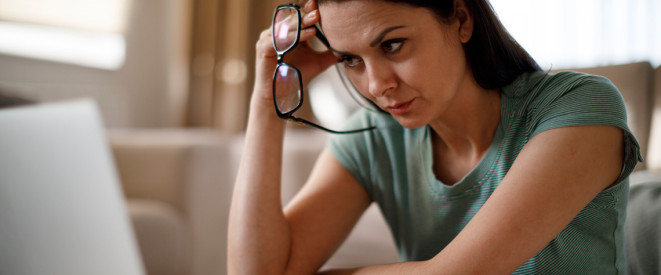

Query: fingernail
[[306, 10, 318, 20]]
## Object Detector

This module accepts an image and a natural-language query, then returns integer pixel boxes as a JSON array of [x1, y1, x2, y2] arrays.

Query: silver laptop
[[0, 99, 145, 275]]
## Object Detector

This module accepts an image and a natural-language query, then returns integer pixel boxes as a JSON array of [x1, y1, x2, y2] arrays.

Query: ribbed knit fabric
[[328, 71, 642, 274]]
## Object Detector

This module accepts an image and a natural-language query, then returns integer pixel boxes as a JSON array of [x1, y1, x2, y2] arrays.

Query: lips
[[385, 99, 414, 115]]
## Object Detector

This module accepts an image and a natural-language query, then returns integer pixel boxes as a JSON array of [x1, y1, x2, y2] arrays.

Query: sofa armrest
[[128, 199, 190, 275], [630, 170, 661, 186], [109, 129, 232, 275], [626, 169, 661, 274]]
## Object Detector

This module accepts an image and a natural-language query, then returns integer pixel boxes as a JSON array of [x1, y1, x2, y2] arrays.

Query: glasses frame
[[271, 3, 375, 134]]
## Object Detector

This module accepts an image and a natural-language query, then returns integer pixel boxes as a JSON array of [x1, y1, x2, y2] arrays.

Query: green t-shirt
[[328, 71, 643, 274]]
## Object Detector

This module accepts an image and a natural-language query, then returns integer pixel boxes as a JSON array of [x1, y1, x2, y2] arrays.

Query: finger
[[292, 44, 337, 77], [256, 28, 276, 58], [302, 0, 317, 13], [298, 26, 317, 43], [301, 9, 319, 28]]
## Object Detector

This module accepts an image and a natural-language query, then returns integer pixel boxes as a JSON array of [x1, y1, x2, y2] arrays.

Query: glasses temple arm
[[288, 115, 375, 134], [313, 25, 331, 48]]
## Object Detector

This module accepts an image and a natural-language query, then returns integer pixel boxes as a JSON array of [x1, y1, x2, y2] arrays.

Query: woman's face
[[319, 0, 475, 129]]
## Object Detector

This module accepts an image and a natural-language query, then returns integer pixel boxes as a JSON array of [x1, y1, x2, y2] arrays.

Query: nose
[[366, 61, 397, 98]]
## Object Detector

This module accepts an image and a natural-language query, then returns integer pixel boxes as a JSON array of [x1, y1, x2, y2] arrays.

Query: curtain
[[187, 0, 291, 131]]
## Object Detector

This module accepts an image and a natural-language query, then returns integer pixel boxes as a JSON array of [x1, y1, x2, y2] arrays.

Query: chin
[[392, 115, 428, 130]]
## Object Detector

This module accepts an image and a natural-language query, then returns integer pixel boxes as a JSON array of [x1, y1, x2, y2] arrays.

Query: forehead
[[319, 1, 403, 24], [318, 1, 438, 48]]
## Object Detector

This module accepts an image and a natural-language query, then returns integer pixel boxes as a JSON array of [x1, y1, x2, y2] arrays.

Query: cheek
[[419, 46, 467, 88], [345, 70, 372, 100], [394, 61, 422, 88]]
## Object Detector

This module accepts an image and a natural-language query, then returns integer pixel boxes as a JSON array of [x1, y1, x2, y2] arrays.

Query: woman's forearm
[[319, 261, 432, 275], [228, 4, 337, 272], [228, 97, 291, 274]]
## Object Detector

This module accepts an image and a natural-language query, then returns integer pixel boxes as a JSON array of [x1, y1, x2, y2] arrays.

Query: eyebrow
[[325, 25, 406, 56], [369, 26, 405, 47]]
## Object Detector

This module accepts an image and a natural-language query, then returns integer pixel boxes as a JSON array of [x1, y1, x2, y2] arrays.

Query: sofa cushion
[[626, 170, 661, 275], [112, 143, 190, 209], [128, 199, 191, 275], [322, 204, 399, 270], [109, 129, 232, 275]]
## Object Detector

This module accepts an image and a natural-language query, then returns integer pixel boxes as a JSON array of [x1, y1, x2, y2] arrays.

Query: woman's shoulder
[[500, 69, 630, 136], [501, 71, 624, 118], [504, 70, 619, 99], [543, 70, 618, 94]]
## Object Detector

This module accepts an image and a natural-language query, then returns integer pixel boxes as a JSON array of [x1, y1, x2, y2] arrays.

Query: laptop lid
[[0, 99, 145, 275]]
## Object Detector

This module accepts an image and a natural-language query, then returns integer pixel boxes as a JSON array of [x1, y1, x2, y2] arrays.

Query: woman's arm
[[227, 2, 368, 274], [286, 150, 373, 273], [227, 87, 289, 274], [322, 124, 624, 274], [229, 145, 371, 274]]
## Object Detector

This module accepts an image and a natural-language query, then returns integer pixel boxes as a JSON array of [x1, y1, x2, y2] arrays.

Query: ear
[[454, 0, 474, 43]]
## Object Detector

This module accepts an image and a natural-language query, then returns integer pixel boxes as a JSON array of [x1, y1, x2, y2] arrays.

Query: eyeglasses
[[272, 3, 375, 134]]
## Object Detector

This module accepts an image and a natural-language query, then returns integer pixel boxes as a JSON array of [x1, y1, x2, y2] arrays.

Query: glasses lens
[[273, 7, 299, 52], [274, 65, 302, 113]]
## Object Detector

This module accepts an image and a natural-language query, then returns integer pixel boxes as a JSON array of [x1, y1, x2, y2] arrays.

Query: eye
[[382, 39, 406, 54], [338, 55, 363, 68]]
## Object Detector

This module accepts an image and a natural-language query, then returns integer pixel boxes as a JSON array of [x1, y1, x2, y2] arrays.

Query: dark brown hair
[[312, 0, 541, 89]]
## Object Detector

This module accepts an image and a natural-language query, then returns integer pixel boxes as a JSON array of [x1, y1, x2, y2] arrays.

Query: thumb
[[315, 48, 338, 70], [300, 49, 338, 85]]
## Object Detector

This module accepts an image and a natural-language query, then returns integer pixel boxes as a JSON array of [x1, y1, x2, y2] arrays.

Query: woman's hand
[[253, 0, 337, 105]]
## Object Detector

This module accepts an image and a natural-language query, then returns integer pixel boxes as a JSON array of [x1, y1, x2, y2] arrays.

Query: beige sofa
[[109, 62, 661, 274]]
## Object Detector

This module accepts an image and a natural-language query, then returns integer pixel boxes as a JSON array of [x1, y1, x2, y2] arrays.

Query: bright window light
[[0, 0, 129, 33], [489, 0, 661, 69], [0, 0, 130, 70], [0, 22, 126, 70]]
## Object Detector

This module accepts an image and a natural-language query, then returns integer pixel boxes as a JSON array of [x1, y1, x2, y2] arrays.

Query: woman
[[228, 0, 642, 273]]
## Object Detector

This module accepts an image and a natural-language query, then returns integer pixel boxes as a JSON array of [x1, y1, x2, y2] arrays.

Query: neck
[[429, 83, 500, 184], [429, 84, 501, 159]]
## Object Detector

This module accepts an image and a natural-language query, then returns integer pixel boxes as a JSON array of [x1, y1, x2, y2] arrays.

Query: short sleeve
[[326, 110, 378, 198], [529, 72, 643, 183]]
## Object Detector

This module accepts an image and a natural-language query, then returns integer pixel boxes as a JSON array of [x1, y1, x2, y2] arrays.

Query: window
[[490, 0, 661, 69], [0, 0, 130, 70]]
